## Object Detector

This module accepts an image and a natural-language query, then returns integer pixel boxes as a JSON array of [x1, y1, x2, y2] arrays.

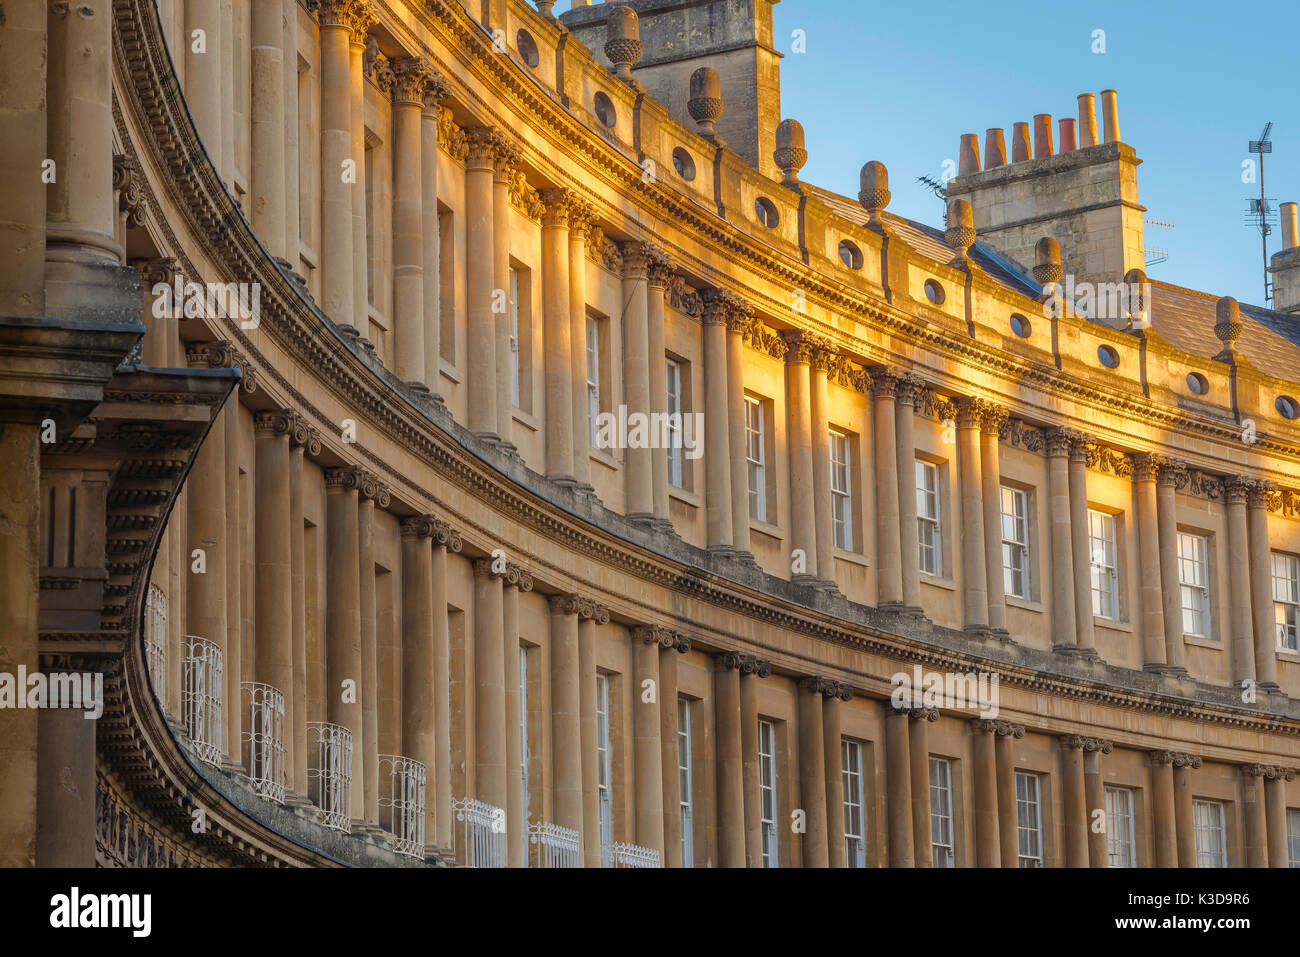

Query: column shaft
[[797, 681, 828, 867], [317, 16, 354, 323], [1247, 489, 1279, 688], [1068, 441, 1096, 651], [1226, 483, 1256, 685], [650, 275, 672, 524], [254, 418, 294, 795], [464, 135, 498, 438], [740, 670, 762, 866], [727, 318, 750, 550], [956, 404, 988, 631], [282, 0, 300, 259], [391, 93, 425, 384], [874, 377, 903, 607], [400, 526, 436, 849], [1156, 475, 1185, 670], [1084, 747, 1106, 868], [289, 441, 308, 797], [548, 601, 582, 844], [578, 617, 600, 867], [823, 692, 846, 867], [632, 633, 665, 855], [1173, 762, 1195, 868], [324, 474, 363, 822], [358, 496, 379, 825], [503, 582, 523, 867], [810, 354, 835, 585], [1265, 774, 1290, 868], [421, 97, 442, 395], [1047, 432, 1078, 649], [431, 542, 452, 848], [1149, 756, 1177, 867], [622, 248, 653, 519], [885, 709, 914, 867], [568, 221, 592, 487], [250, 0, 286, 259], [659, 645, 683, 867], [909, 713, 932, 867], [703, 309, 734, 548], [980, 417, 1008, 633], [972, 723, 1000, 866], [896, 380, 921, 611], [785, 343, 815, 575], [1242, 768, 1269, 867], [1061, 739, 1088, 867], [472, 563, 506, 815], [222, 403, 243, 762], [995, 729, 1018, 867], [541, 199, 574, 482], [493, 159, 514, 448], [349, 31, 369, 337], [1135, 460, 1167, 668], [714, 660, 745, 866]]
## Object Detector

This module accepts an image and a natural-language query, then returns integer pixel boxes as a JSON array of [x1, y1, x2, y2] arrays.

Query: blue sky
[[554, 0, 1299, 308]]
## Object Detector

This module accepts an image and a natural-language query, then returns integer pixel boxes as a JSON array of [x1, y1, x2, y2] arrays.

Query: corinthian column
[[473, 559, 507, 818], [896, 376, 923, 613], [1046, 429, 1078, 651], [400, 517, 436, 850], [1224, 477, 1257, 686], [955, 399, 988, 633], [1068, 435, 1096, 652], [548, 596, 583, 847], [783, 331, 816, 578], [568, 204, 595, 491], [422, 78, 450, 396], [540, 190, 575, 485], [632, 627, 670, 857], [873, 372, 903, 608], [348, 5, 376, 339], [1148, 750, 1178, 867], [810, 344, 837, 588], [702, 294, 736, 551], [1247, 482, 1280, 689], [970, 720, 1001, 866], [390, 59, 431, 387], [1132, 454, 1168, 670], [980, 406, 1009, 635], [464, 129, 501, 440], [885, 707, 914, 866], [648, 256, 675, 525], [493, 142, 521, 452], [317, 1, 356, 325], [250, 0, 286, 259], [1060, 735, 1089, 867], [714, 653, 746, 866], [254, 411, 294, 796], [727, 304, 753, 554], [1156, 459, 1187, 672], [324, 468, 364, 825]]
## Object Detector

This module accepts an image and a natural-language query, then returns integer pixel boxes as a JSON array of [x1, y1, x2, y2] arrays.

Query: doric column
[[1132, 454, 1168, 669], [254, 411, 295, 795], [1083, 737, 1113, 868], [324, 468, 364, 824], [797, 678, 829, 867], [222, 398, 243, 764], [1147, 750, 1178, 867], [1264, 767, 1295, 868], [659, 635, 690, 867], [823, 682, 853, 867], [348, 6, 376, 339], [909, 708, 939, 867], [358, 474, 387, 828], [1247, 481, 1280, 689], [547, 595, 583, 848], [980, 406, 1009, 635], [464, 128, 501, 440], [1068, 434, 1097, 652], [1171, 752, 1202, 868], [702, 293, 737, 550], [1046, 429, 1078, 650], [1241, 764, 1270, 867], [895, 375, 923, 612], [493, 141, 520, 451], [282, 0, 300, 258], [568, 203, 595, 491], [250, 0, 286, 259], [970, 720, 1001, 866], [810, 343, 837, 587], [317, 1, 356, 324], [400, 517, 437, 848], [994, 721, 1025, 867], [577, 598, 610, 867], [390, 59, 431, 388], [738, 654, 769, 867], [430, 519, 460, 849], [714, 653, 746, 866], [873, 372, 904, 608], [503, 565, 532, 867], [1060, 734, 1090, 867], [421, 78, 450, 397], [472, 559, 507, 819], [632, 626, 672, 857], [540, 190, 575, 484], [648, 256, 675, 526], [288, 419, 318, 798], [1156, 459, 1188, 672], [885, 706, 914, 866], [783, 331, 816, 577], [955, 398, 989, 633], [727, 304, 753, 553], [1224, 477, 1257, 685]]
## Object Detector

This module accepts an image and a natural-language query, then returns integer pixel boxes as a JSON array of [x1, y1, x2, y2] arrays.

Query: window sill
[[750, 518, 784, 541], [439, 359, 461, 384], [1183, 634, 1221, 651], [668, 486, 701, 509], [366, 306, 389, 333], [1094, 616, 1133, 634], [1277, 648, 1300, 664], [833, 548, 869, 568], [512, 407, 539, 433], [919, 572, 956, 591], [589, 447, 620, 473], [298, 243, 319, 271], [1005, 594, 1043, 613]]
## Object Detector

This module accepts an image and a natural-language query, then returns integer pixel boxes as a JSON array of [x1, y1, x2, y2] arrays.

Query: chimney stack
[[1077, 94, 1099, 147], [984, 128, 1007, 169], [959, 134, 981, 175], [1101, 89, 1121, 144], [1011, 122, 1032, 163], [1271, 201, 1300, 314], [1058, 118, 1077, 153], [1282, 202, 1298, 251], [1033, 114, 1054, 158]]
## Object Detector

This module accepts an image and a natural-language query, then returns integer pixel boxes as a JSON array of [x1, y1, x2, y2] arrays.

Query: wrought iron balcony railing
[[379, 755, 426, 860], [144, 584, 167, 704], [527, 819, 580, 868], [609, 842, 662, 868], [181, 635, 223, 767], [307, 721, 353, 832], [241, 682, 285, 804], [452, 796, 505, 868]]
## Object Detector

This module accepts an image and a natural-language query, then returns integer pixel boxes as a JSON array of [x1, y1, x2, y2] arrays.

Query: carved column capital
[[633, 625, 677, 649], [133, 257, 179, 288], [390, 57, 432, 106], [1045, 427, 1076, 458], [430, 518, 462, 552], [1060, 734, 1089, 751], [979, 402, 1009, 436], [906, 707, 940, 722], [504, 564, 533, 591], [994, 721, 1025, 738], [869, 368, 899, 399], [253, 409, 294, 437], [286, 413, 322, 454], [324, 466, 366, 491], [185, 340, 257, 394]]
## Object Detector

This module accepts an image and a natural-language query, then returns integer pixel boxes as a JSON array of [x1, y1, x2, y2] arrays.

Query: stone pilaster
[[702, 292, 738, 550], [659, 634, 690, 867], [979, 405, 1009, 635], [251, 0, 287, 259], [502, 565, 532, 867], [1224, 477, 1256, 685], [736, 653, 770, 866], [430, 519, 460, 849], [1046, 429, 1078, 651], [872, 372, 904, 608], [782, 331, 817, 578], [357, 472, 388, 828], [1241, 763, 1270, 867], [567, 203, 596, 491], [1246, 481, 1280, 689], [1156, 458, 1188, 672], [472, 558, 508, 823], [465, 128, 504, 440], [810, 343, 838, 589], [547, 595, 583, 850], [1068, 434, 1097, 653], [1170, 751, 1202, 868], [955, 398, 989, 633], [1132, 454, 1168, 670], [1083, 736, 1113, 868], [574, 596, 610, 867], [895, 374, 923, 612], [493, 138, 520, 451], [821, 681, 853, 867], [324, 467, 364, 825], [317, 1, 357, 325]]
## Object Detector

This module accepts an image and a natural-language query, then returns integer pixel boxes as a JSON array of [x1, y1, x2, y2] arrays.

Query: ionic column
[[548, 596, 583, 848], [1132, 454, 1168, 669], [400, 518, 436, 847], [955, 398, 989, 633], [464, 129, 500, 440], [1172, 752, 1201, 868], [1147, 750, 1178, 867], [823, 683, 852, 867], [970, 720, 1001, 866], [659, 635, 690, 867], [254, 412, 295, 796], [980, 407, 1009, 635], [1156, 459, 1187, 671], [430, 520, 460, 849], [472, 559, 507, 819], [1060, 735, 1089, 867], [1046, 429, 1078, 651], [493, 143, 520, 451], [727, 305, 753, 553], [390, 59, 431, 387], [994, 721, 1025, 867], [1084, 737, 1112, 869], [1265, 767, 1295, 869], [348, 6, 376, 338], [567, 206, 595, 490], [540, 191, 575, 484], [281, 0, 300, 259], [358, 475, 387, 828], [739, 655, 770, 866], [702, 293, 736, 551], [810, 345, 836, 588], [648, 257, 675, 525], [714, 653, 746, 867], [317, 1, 356, 324], [1241, 764, 1270, 867], [135, 259, 177, 367], [503, 566, 532, 867], [895, 376, 923, 612], [873, 373, 904, 608], [1225, 477, 1257, 686], [632, 627, 670, 857], [797, 678, 829, 868], [421, 78, 450, 396], [783, 332, 816, 577], [577, 598, 609, 867], [1247, 482, 1280, 689], [1068, 435, 1097, 652], [885, 707, 914, 867], [324, 468, 364, 824], [908, 708, 938, 867], [250, 0, 286, 259]]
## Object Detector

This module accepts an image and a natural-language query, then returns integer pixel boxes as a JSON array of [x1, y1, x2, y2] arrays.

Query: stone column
[[970, 720, 1001, 866], [250, 0, 286, 259], [253, 411, 295, 796], [577, 599, 609, 867], [503, 566, 532, 867], [1224, 477, 1257, 686], [1060, 734, 1089, 867], [1247, 482, 1280, 689], [632, 627, 670, 857], [659, 635, 689, 867], [1241, 764, 1270, 867], [797, 678, 829, 867], [1133, 454, 1168, 669], [282, 0, 300, 259], [1084, 737, 1112, 868], [548, 596, 583, 848], [714, 653, 746, 867], [317, 1, 356, 325], [567, 205, 595, 490], [348, 7, 375, 338], [885, 707, 914, 867], [1264, 767, 1295, 869], [909, 708, 938, 867], [895, 376, 923, 613], [493, 142, 519, 451], [1068, 434, 1097, 653], [540, 190, 575, 484], [980, 407, 1009, 635], [324, 468, 364, 823], [620, 243, 654, 521], [390, 59, 430, 388], [400, 517, 437, 848], [1156, 460, 1187, 671], [727, 306, 753, 553], [701, 293, 737, 551], [430, 520, 459, 849], [873, 373, 904, 608], [222, 399, 242, 764], [737, 655, 767, 867], [810, 345, 836, 587], [1046, 429, 1078, 650], [994, 721, 1025, 867], [823, 683, 852, 867], [1172, 752, 1201, 868], [649, 258, 675, 526], [1148, 750, 1178, 867], [472, 559, 507, 818], [288, 419, 317, 799], [358, 475, 387, 828], [956, 399, 989, 633], [783, 332, 816, 578], [136, 259, 177, 367], [421, 80, 449, 396], [464, 129, 500, 440]]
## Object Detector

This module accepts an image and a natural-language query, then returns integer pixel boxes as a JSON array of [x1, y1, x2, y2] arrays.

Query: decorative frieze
[[668, 276, 703, 318], [510, 169, 545, 222], [437, 106, 468, 160], [363, 38, 394, 93], [999, 416, 1046, 453], [585, 225, 623, 271]]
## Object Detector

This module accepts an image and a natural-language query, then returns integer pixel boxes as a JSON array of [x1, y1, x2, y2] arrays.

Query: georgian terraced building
[[4, 0, 1300, 869]]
